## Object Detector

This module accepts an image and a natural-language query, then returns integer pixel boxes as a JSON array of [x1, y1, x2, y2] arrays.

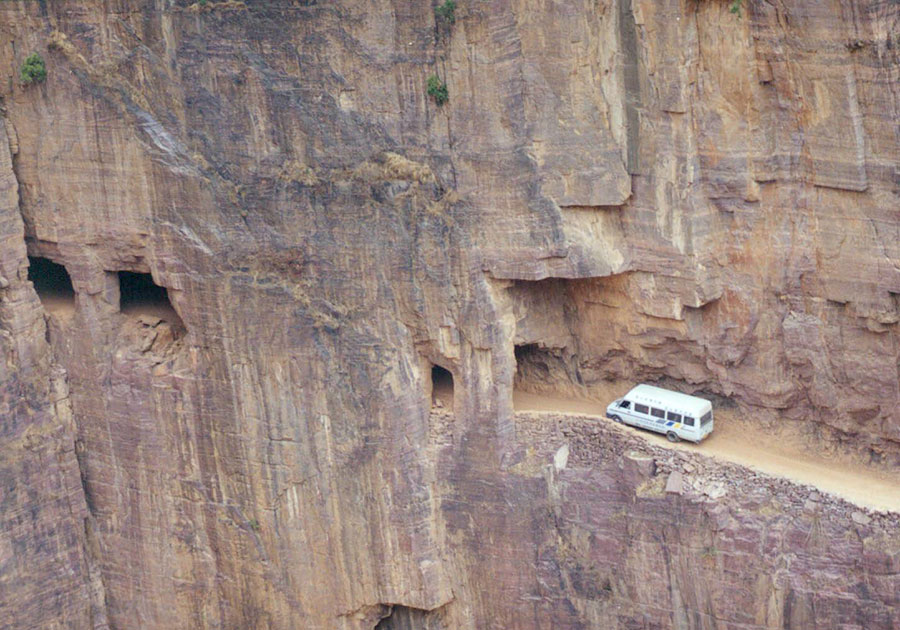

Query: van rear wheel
[[666, 431, 680, 443]]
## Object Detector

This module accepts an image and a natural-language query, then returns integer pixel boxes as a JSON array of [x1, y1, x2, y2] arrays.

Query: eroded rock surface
[[498, 412, 900, 629], [0, 0, 898, 628]]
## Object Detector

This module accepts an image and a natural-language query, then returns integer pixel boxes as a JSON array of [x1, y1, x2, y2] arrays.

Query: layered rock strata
[[0, 0, 898, 628]]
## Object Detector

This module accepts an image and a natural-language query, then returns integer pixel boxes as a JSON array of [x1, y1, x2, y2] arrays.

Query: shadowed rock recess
[[0, 1, 898, 629]]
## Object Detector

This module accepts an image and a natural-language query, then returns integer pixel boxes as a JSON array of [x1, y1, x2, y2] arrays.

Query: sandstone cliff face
[[0, 117, 106, 629], [0, 0, 897, 628]]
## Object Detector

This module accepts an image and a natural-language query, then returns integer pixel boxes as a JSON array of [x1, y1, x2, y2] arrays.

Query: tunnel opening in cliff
[[507, 274, 706, 404], [507, 276, 654, 414], [514, 343, 575, 393], [431, 365, 454, 410], [28, 256, 76, 315], [375, 605, 440, 630], [117, 271, 183, 326]]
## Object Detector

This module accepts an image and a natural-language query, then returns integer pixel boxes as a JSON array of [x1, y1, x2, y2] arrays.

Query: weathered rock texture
[[0, 0, 897, 628], [497, 412, 900, 629]]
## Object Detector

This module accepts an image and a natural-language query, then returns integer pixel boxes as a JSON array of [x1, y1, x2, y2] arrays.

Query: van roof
[[626, 384, 712, 415]]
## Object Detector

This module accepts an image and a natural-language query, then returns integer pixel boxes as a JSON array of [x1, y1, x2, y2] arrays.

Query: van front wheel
[[610, 415, 622, 424], [666, 431, 680, 443]]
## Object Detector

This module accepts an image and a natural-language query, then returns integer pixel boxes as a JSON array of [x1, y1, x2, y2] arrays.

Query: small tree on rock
[[426, 74, 448, 106], [20, 53, 47, 85], [435, 0, 457, 24]]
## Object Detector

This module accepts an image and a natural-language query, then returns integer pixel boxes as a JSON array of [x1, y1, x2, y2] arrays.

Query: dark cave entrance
[[513, 342, 598, 413], [375, 605, 435, 630], [118, 271, 168, 310], [514, 343, 570, 389], [28, 256, 76, 314], [117, 271, 183, 326], [431, 364, 454, 410]]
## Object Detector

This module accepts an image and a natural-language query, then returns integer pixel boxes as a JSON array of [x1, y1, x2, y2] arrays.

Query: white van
[[605, 384, 714, 443]]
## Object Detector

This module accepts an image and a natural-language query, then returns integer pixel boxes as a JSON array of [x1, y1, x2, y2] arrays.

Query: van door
[[649, 407, 667, 433], [613, 399, 635, 426], [632, 403, 651, 428]]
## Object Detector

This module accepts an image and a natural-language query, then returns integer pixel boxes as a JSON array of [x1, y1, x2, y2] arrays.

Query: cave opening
[[431, 365, 454, 410], [512, 342, 600, 412], [375, 605, 435, 630], [514, 343, 561, 389], [117, 271, 182, 325], [28, 256, 76, 314]]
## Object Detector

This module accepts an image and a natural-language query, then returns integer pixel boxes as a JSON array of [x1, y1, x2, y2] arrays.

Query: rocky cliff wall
[[0, 0, 897, 628], [460, 411, 900, 629], [0, 117, 106, 629]]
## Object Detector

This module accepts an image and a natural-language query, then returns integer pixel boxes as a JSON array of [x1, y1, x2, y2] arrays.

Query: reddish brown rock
[[0, 1, 897, 629]]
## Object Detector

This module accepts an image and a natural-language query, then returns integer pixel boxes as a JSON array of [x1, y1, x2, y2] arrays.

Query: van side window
[[634, 403, 649, 415], [618, 400, 631, 409], [650, 407, 665, 419], [683, 416, 695, 427], [667, 411, 682, 422]]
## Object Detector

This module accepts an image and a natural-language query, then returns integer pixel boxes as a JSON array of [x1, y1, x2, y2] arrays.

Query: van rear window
[[634, 403, 649, 415], [701, 411, 712, 426], [651, 407, 665, 419]]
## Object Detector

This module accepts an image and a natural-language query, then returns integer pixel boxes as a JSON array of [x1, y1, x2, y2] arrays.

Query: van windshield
[[701, 411, 712, 426]]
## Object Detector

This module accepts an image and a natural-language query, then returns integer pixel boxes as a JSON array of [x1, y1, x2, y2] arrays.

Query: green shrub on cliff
[[20, 53, 47, 85], [435, 0, 457, 24], [426, 74, 448, 106], [729, 0, 742, 17]]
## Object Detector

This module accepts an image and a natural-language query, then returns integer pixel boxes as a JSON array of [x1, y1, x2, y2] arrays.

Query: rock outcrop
[[0, 0, 897, 628]]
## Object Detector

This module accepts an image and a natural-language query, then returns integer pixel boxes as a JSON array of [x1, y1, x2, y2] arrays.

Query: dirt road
[[513, 389, 900, 513]]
